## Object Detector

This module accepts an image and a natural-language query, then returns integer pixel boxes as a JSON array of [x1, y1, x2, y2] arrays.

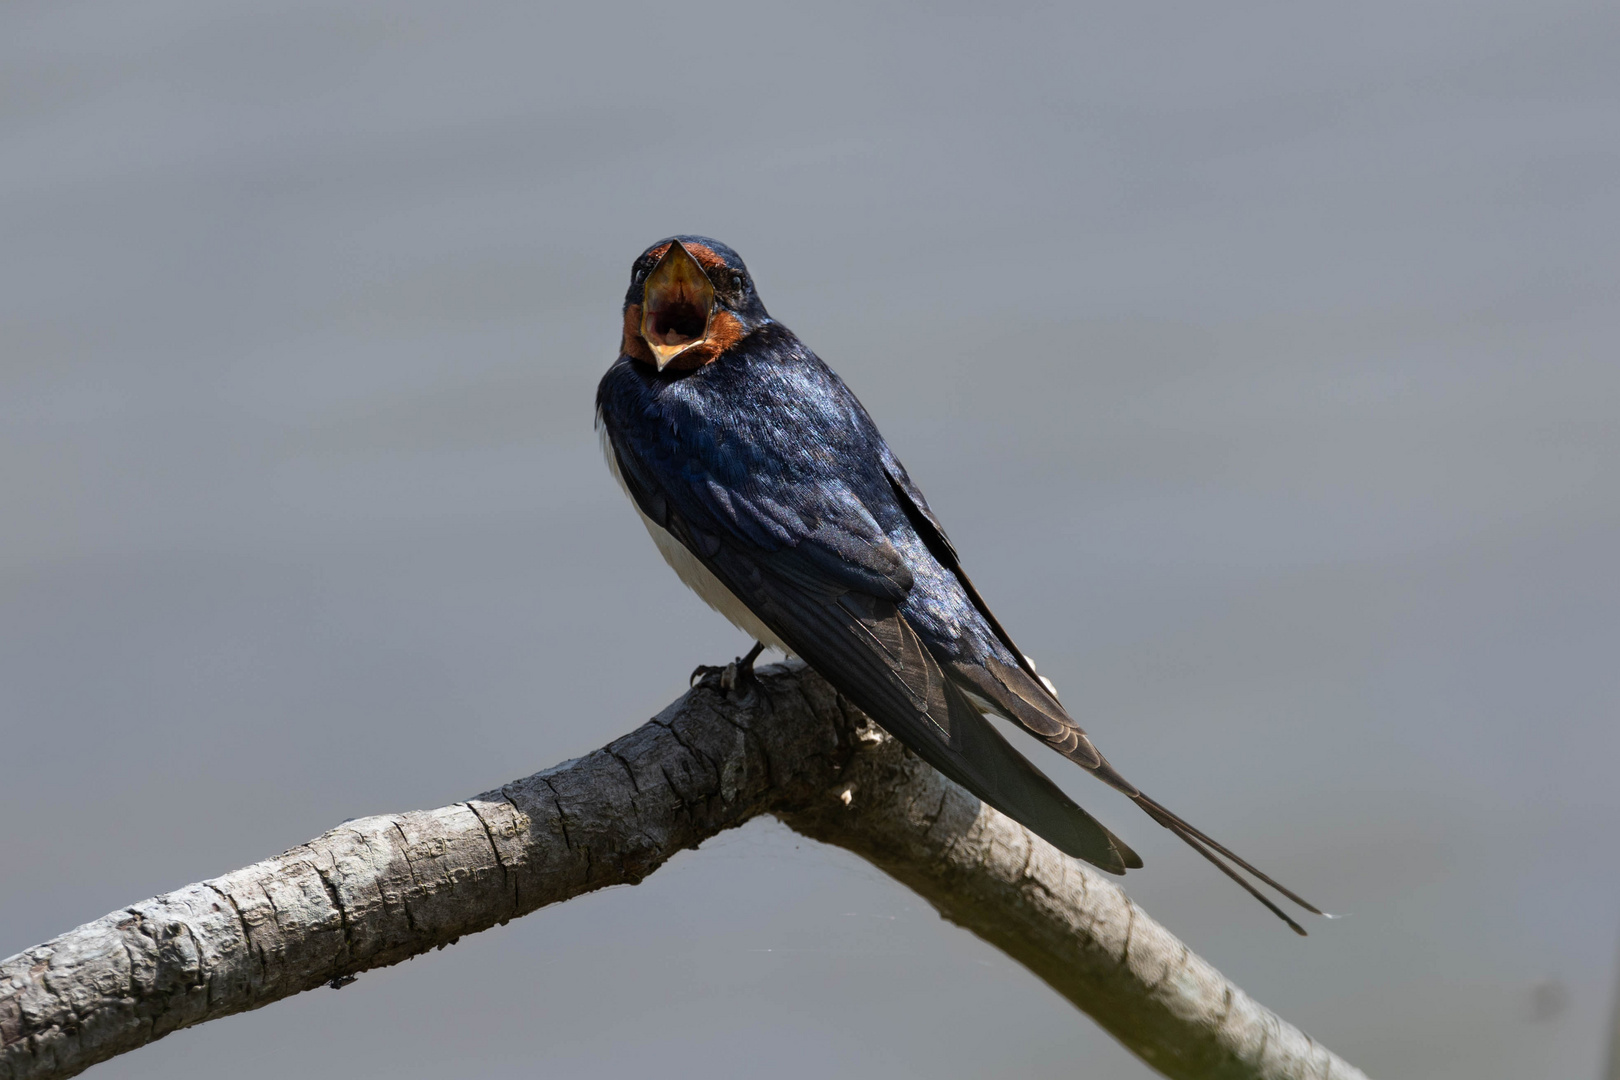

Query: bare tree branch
[[1, 663, 1365, 1080]]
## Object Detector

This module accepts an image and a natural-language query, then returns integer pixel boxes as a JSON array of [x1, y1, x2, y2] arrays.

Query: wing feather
[[704, 540, 1139, 872], [605, 422, 1136, 870], [882, 457, 1111, 766]]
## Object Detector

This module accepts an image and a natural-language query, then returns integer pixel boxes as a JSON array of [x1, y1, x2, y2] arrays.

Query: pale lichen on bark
[[1, 662, 1366, 1080]]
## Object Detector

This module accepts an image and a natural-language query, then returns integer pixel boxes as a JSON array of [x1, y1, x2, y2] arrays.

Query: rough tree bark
[[1, 662, 1366, 1080]]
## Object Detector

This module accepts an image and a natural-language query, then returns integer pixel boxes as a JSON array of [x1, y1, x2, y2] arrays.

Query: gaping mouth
[[640, 240, 716, 370]]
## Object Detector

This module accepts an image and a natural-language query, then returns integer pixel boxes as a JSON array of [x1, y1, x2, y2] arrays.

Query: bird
[[596, 236, 1321, 933]]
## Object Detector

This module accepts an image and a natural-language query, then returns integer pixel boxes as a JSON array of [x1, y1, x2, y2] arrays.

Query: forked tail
[[1088, 760, 1323, 935]]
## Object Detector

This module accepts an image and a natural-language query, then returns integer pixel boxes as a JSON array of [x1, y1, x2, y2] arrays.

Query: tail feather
[[1135, 798, 1308, 934], [1132, 792, 1323, 916], [1159, 818, 1308, 935], [1083, 756, 1321, 933]]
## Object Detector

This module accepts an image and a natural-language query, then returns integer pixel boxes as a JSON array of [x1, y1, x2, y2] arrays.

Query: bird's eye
[[731, 273, 744, 292]]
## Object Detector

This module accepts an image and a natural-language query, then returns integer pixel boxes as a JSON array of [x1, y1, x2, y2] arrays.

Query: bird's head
[[620, 236, 770, 372]]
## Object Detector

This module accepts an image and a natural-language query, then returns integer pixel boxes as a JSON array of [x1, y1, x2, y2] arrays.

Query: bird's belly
[[600, 418, 790, 655], [636, 511, 792, 655]]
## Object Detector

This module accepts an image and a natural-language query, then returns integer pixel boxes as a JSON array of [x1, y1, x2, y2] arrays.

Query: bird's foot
[[691, 641, 766, 696]]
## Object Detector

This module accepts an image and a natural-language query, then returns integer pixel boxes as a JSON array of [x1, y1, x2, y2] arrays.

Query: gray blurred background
[[2, 2, 1616, 1077]]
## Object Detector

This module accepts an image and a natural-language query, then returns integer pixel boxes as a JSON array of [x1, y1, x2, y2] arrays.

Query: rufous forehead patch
[[645, 240, 727, 274], [681, 242, 728, 272]]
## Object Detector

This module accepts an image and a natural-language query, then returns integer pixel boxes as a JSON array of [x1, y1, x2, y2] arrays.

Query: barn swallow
[[596, 236, 1321, 933]]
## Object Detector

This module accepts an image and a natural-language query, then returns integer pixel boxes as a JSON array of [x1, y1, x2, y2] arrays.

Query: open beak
[[640, 240, 716, 371]]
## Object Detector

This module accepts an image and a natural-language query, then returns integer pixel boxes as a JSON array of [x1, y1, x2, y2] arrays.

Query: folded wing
[[605, 428, 1140, 873]]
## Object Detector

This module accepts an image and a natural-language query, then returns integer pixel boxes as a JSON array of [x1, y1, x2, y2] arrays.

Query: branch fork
[[1, 662, 1365, 1080]]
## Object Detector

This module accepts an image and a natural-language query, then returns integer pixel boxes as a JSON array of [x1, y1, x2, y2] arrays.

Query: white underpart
[[1022, 653, 1062, 700], [599, 416, 792, 655]]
